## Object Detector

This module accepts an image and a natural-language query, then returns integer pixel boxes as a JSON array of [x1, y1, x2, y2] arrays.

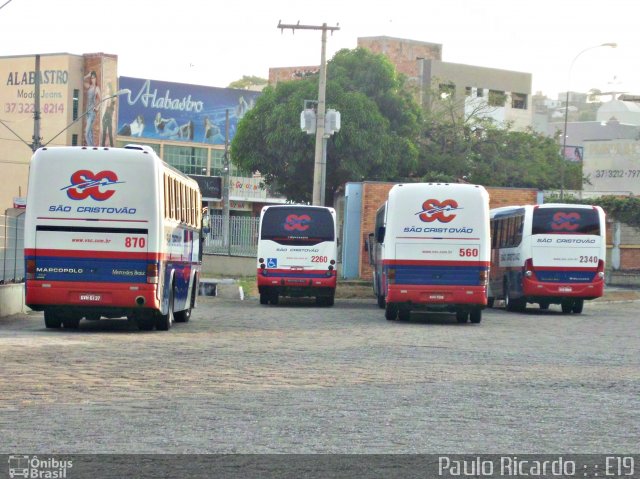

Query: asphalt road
[[1, 295, 639, 455]]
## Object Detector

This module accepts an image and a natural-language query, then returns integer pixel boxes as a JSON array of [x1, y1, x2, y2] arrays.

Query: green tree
[[228, 76, 267, 90], [230, 48, 421, 204], [416, 82, 582, 189]]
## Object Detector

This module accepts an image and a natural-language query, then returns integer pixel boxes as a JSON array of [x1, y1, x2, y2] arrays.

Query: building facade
[[0, 52, 285, 215]]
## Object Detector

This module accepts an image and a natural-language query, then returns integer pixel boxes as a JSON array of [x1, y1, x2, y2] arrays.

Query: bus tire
[[44, 310, 62, 329], [259, 293, 269, 305], [137, 317, 155, 331], [561, 299, 573, 314], [572, 299, 584, 314], [398, 308, 410, 321], [456, 310, 469, 323], [539, 302, 550, 310], [505, 284, 525, 312], [325, 294, 335, 307], [62, 317, 80, 329], [269, 294, 279, 305], [487, 297, 495, 308], [377, 294, 386, 309], [156, 287, 174, 331], [176, 286, 196, 322], [470, 309, 482, 323], [385, 303, 398, 321]]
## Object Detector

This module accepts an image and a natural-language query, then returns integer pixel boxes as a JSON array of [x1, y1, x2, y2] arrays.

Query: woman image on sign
[[83, 70, 101, 146]]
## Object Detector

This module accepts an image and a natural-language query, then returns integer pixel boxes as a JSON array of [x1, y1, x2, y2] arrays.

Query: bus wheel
[[44, 310, 62, 329], [572, 299, 584, 314], [487, 297, 495, 308], [539, 302, 550, 310], [470, 309, 482, 324], [561, 299, 573, 314], [505, 286, 525, 312], [62, 317, 80, 329], [325, 294, 335, 307], [385, 303, 398, 321], [456, 310, 469, 323], [377, 294, 386, 309], [137, 317, 155, 331], [156, 288, 174, 331], [398, 308, 410, 321], [269, 294, 279, 305], [259, 293, 269, 305], [174, 308, 191, 323]]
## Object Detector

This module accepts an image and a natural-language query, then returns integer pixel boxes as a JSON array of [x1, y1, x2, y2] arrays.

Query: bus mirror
[[376, 226, 385, 244]]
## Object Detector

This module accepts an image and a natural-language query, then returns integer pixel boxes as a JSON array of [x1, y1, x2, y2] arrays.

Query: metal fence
[[1, 211, 25, 283], [203, 214, 259, 257]]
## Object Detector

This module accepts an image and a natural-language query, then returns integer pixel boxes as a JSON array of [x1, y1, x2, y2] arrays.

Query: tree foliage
[[231, 48, 421, 204], [415, 84, 582, 189], [228, 76, 267, 90]]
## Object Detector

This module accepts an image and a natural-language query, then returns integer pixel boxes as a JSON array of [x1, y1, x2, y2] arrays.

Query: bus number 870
[[125, 237, 146, 248]]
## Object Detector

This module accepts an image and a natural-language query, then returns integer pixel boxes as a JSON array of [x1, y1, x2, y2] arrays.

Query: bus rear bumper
[[522, 278, 604, 299], [26, 280, 160, 311], [386, 284, 487, 306]]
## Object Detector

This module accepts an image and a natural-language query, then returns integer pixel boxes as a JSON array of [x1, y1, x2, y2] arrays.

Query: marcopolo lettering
[[37, 267, 83, 274]]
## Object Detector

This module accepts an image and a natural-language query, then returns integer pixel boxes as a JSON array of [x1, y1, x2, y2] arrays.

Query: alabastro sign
[[116, 76, 260, 146], [583, 139, 640, 195]]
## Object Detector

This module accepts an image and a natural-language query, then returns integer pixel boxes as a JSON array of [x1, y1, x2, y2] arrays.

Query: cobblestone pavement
[[1, 296, 639, 454]]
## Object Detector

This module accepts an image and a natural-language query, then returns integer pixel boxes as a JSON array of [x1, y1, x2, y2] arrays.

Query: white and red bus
[[256, 205, 337, 306], [488, 203, 606, 313], [24, 145, 203, 331], [368, 183, 491, 323]]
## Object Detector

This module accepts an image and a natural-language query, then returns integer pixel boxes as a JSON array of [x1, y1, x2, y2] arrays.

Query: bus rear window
[[261, 207, 334, 245], [532, 208, 600, 235]]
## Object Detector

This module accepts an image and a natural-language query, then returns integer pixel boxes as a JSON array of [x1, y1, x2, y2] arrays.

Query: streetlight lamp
[[560, 42, 617, 200]]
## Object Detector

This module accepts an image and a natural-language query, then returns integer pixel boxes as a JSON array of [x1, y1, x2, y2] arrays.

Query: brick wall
[[356, 183, 539, 280], [357, 37, 442, 78], [269, 66, 320, 85]]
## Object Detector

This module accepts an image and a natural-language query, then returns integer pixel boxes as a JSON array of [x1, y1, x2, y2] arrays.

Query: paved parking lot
[[1, 295, 639, 454]]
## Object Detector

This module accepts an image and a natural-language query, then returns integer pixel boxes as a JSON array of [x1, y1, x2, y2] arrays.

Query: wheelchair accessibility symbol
[[267, 258, 278, 268]]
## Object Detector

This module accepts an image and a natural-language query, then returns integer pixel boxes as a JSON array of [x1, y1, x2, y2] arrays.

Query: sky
[[1, 0, 637, 100]]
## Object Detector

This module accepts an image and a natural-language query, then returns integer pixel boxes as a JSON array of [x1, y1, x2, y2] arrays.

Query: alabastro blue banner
[[116, 76, 260, 144]]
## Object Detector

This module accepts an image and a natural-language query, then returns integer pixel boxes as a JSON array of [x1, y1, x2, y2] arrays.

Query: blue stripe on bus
[[33, 256, 149, 283], [385, 264, 487, 286], [535, 270, 596, 283]]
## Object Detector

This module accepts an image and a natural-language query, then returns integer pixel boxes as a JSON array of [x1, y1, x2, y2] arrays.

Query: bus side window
[[375, 226, 385, 244]]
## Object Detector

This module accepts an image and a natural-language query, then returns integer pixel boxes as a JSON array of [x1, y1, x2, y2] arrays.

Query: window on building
[[465, 87, 472, 97], [488, 90, 506, 107], [477, 88, 484, 98], [439, 82, 456, 100], [71, 134, 78, 146], [72, 89, 79, 121], [511, 92, 528, 110], [163, 145, 207, 175]]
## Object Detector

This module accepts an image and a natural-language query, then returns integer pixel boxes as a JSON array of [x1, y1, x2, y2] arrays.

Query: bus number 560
[[459, 248, 479, 257], [125, 237, 146, 248]]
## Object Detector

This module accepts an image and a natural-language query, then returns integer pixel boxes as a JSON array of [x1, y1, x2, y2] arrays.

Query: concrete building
[[0, 52, 285, 215]]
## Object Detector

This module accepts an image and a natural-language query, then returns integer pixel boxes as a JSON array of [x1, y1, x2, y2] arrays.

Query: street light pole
[[560, 42, 617, 200]]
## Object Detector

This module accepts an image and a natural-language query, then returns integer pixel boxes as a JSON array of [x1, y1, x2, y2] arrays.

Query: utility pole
[[278, 21, 339, 206], [32, 54, 42, 151], [223, 109, 231, 254]]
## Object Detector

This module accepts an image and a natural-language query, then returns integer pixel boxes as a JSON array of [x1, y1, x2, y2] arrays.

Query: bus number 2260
[[311, 256, 328, 263], [125, 237, 146, 248]]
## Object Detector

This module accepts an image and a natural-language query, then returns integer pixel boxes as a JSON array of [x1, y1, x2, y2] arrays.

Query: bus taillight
[[597, 259, 605, 280], [26, 259, 36, 280], [387, 268, 396, 285], [524, 258, 534, 278], [147, 263, 159, 284], [479, 269, 488, 285]]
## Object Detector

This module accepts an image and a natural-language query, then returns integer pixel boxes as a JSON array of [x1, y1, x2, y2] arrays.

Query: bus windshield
[[261, 207, 335, 245], [532, 207, 600, 235]]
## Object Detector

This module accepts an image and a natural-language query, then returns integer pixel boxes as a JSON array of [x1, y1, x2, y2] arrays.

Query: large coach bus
[[488, 203, 606, 313], [24, 145, 203, 331], [368, 183, 491, 323], [257, 205, 338, 306]]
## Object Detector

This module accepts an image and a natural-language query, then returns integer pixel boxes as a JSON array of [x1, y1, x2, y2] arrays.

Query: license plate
[[79, 294, 101, 301], [559, 287, 573, 293], [429, 294, 445, 300]]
